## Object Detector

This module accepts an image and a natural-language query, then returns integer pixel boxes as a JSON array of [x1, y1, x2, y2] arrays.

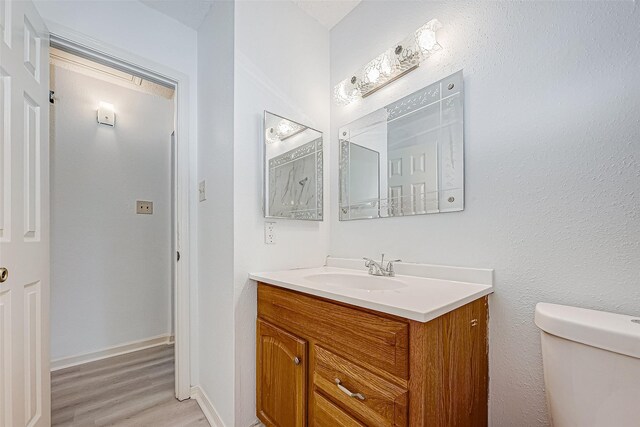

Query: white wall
[[233, 2, 330, 425], [330, 2, 640, 426], [50, 66, 173, 360], [196, 1, 236, 425], [34, 0, 200, 379], [196, 3, 330, 423]]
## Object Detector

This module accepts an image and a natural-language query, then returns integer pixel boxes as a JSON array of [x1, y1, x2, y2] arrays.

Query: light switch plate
[[199, 180, 206, 202], [137, 200, 153, 214], [264, 221, 276, 244]]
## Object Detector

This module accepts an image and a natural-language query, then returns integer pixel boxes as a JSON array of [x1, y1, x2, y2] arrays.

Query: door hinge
[[177, 251, 181, 262], [49, 90, 55, 104]]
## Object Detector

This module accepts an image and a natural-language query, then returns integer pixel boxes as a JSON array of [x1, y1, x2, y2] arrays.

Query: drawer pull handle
[[334, 378, 365, 401]]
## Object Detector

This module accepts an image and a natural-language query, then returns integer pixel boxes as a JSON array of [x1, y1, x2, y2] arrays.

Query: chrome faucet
[[363, 254, 401, 277]]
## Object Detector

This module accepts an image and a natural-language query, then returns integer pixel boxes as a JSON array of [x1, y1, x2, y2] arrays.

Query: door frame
[[46, 23, 193, 400]]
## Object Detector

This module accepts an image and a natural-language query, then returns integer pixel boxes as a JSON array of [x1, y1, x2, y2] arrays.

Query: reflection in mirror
[[264, 111, 323, 220], [339, 70, 464, 220], [343, 143, 380, 219]]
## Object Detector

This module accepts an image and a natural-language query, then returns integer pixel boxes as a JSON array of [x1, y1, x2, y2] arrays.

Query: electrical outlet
[[264, 221, 276, 244], [199, 180, 206, 202], [136, 200, 153, 214]]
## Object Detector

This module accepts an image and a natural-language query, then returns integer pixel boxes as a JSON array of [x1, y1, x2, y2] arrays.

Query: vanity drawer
[[313, 346, 408, 427], [258, 283, 409, 379], [312, 391, 365, 427]]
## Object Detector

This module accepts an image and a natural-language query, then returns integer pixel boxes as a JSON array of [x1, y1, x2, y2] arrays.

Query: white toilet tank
[[535, 303, 640, 427]]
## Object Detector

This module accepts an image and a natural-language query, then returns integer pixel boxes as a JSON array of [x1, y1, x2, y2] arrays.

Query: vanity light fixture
[[266, 118, 307, 143], [334, 19, 442, 105], [97, 101, 115, 126]]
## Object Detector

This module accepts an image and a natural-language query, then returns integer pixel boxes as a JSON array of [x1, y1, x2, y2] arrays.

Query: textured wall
[[51, 66, 173, 360], [330, 2, 640, 425]]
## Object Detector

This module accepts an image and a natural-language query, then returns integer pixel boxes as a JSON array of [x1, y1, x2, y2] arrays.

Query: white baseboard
[[50, 334, 173, 371], [191, 385, 226, 427]]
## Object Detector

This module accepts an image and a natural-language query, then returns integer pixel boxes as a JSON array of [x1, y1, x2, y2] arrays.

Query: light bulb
[[277, 120, 294, 135], [336, 81, 349, 101], [417, 29, 437, 51], [380, 55, 392, 76], [334, 79, 359, 105], [366, 66, 380, 84], [416, 19, 442, 53]]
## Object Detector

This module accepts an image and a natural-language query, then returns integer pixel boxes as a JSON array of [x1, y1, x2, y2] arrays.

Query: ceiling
[[292, 0, 361, 29], [140, 0, 214, 30], [139, 0, 360, 30]]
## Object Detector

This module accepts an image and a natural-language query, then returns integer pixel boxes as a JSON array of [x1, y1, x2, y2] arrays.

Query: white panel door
[[0, 0, 50, 426]]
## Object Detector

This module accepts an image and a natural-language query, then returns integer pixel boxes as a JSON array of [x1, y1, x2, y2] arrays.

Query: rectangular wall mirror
[[339, 70, 464, 221], [264, 111, 323, 220]]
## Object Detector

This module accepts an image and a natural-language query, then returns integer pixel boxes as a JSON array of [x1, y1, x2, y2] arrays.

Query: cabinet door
[[257, 319, 307, 427]]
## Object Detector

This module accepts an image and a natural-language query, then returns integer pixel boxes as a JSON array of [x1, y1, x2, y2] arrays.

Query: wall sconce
[[334, 19, 442, 105], [97, 101, 115, 126], [265, 119, 306, 144]]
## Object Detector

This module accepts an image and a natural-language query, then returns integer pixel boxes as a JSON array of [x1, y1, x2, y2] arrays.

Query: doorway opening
[[47, 39, 191, 419]]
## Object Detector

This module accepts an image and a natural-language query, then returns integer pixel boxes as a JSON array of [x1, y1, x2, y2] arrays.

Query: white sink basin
[[303, 272, 408, 291]]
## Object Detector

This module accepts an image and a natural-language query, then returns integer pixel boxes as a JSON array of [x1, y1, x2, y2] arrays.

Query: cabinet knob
[[293, 356, 301, 365], [0, 267, 7, 283]]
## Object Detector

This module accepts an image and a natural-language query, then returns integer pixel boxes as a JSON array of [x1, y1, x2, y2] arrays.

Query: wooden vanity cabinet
[[256, 282, 489, 427]]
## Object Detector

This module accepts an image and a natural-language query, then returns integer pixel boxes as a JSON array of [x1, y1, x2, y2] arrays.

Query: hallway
[[51, 345, 208, 426]]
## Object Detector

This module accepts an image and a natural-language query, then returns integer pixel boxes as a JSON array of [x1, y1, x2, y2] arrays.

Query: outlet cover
[[264, 221, 276, 244], [137, 200, 153, 214]]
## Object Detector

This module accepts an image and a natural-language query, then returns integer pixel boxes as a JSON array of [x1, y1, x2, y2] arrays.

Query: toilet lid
[[535, 302, 640, 359]]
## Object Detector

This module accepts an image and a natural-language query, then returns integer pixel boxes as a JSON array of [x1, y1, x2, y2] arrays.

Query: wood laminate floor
[[51, 344, 209, 427]]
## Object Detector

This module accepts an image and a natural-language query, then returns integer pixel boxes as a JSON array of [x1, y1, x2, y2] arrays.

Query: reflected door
[[387, 142, 438, 215]]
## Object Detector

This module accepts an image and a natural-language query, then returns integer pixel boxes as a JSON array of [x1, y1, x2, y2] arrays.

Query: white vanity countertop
[[249, 259, 494, 323]]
